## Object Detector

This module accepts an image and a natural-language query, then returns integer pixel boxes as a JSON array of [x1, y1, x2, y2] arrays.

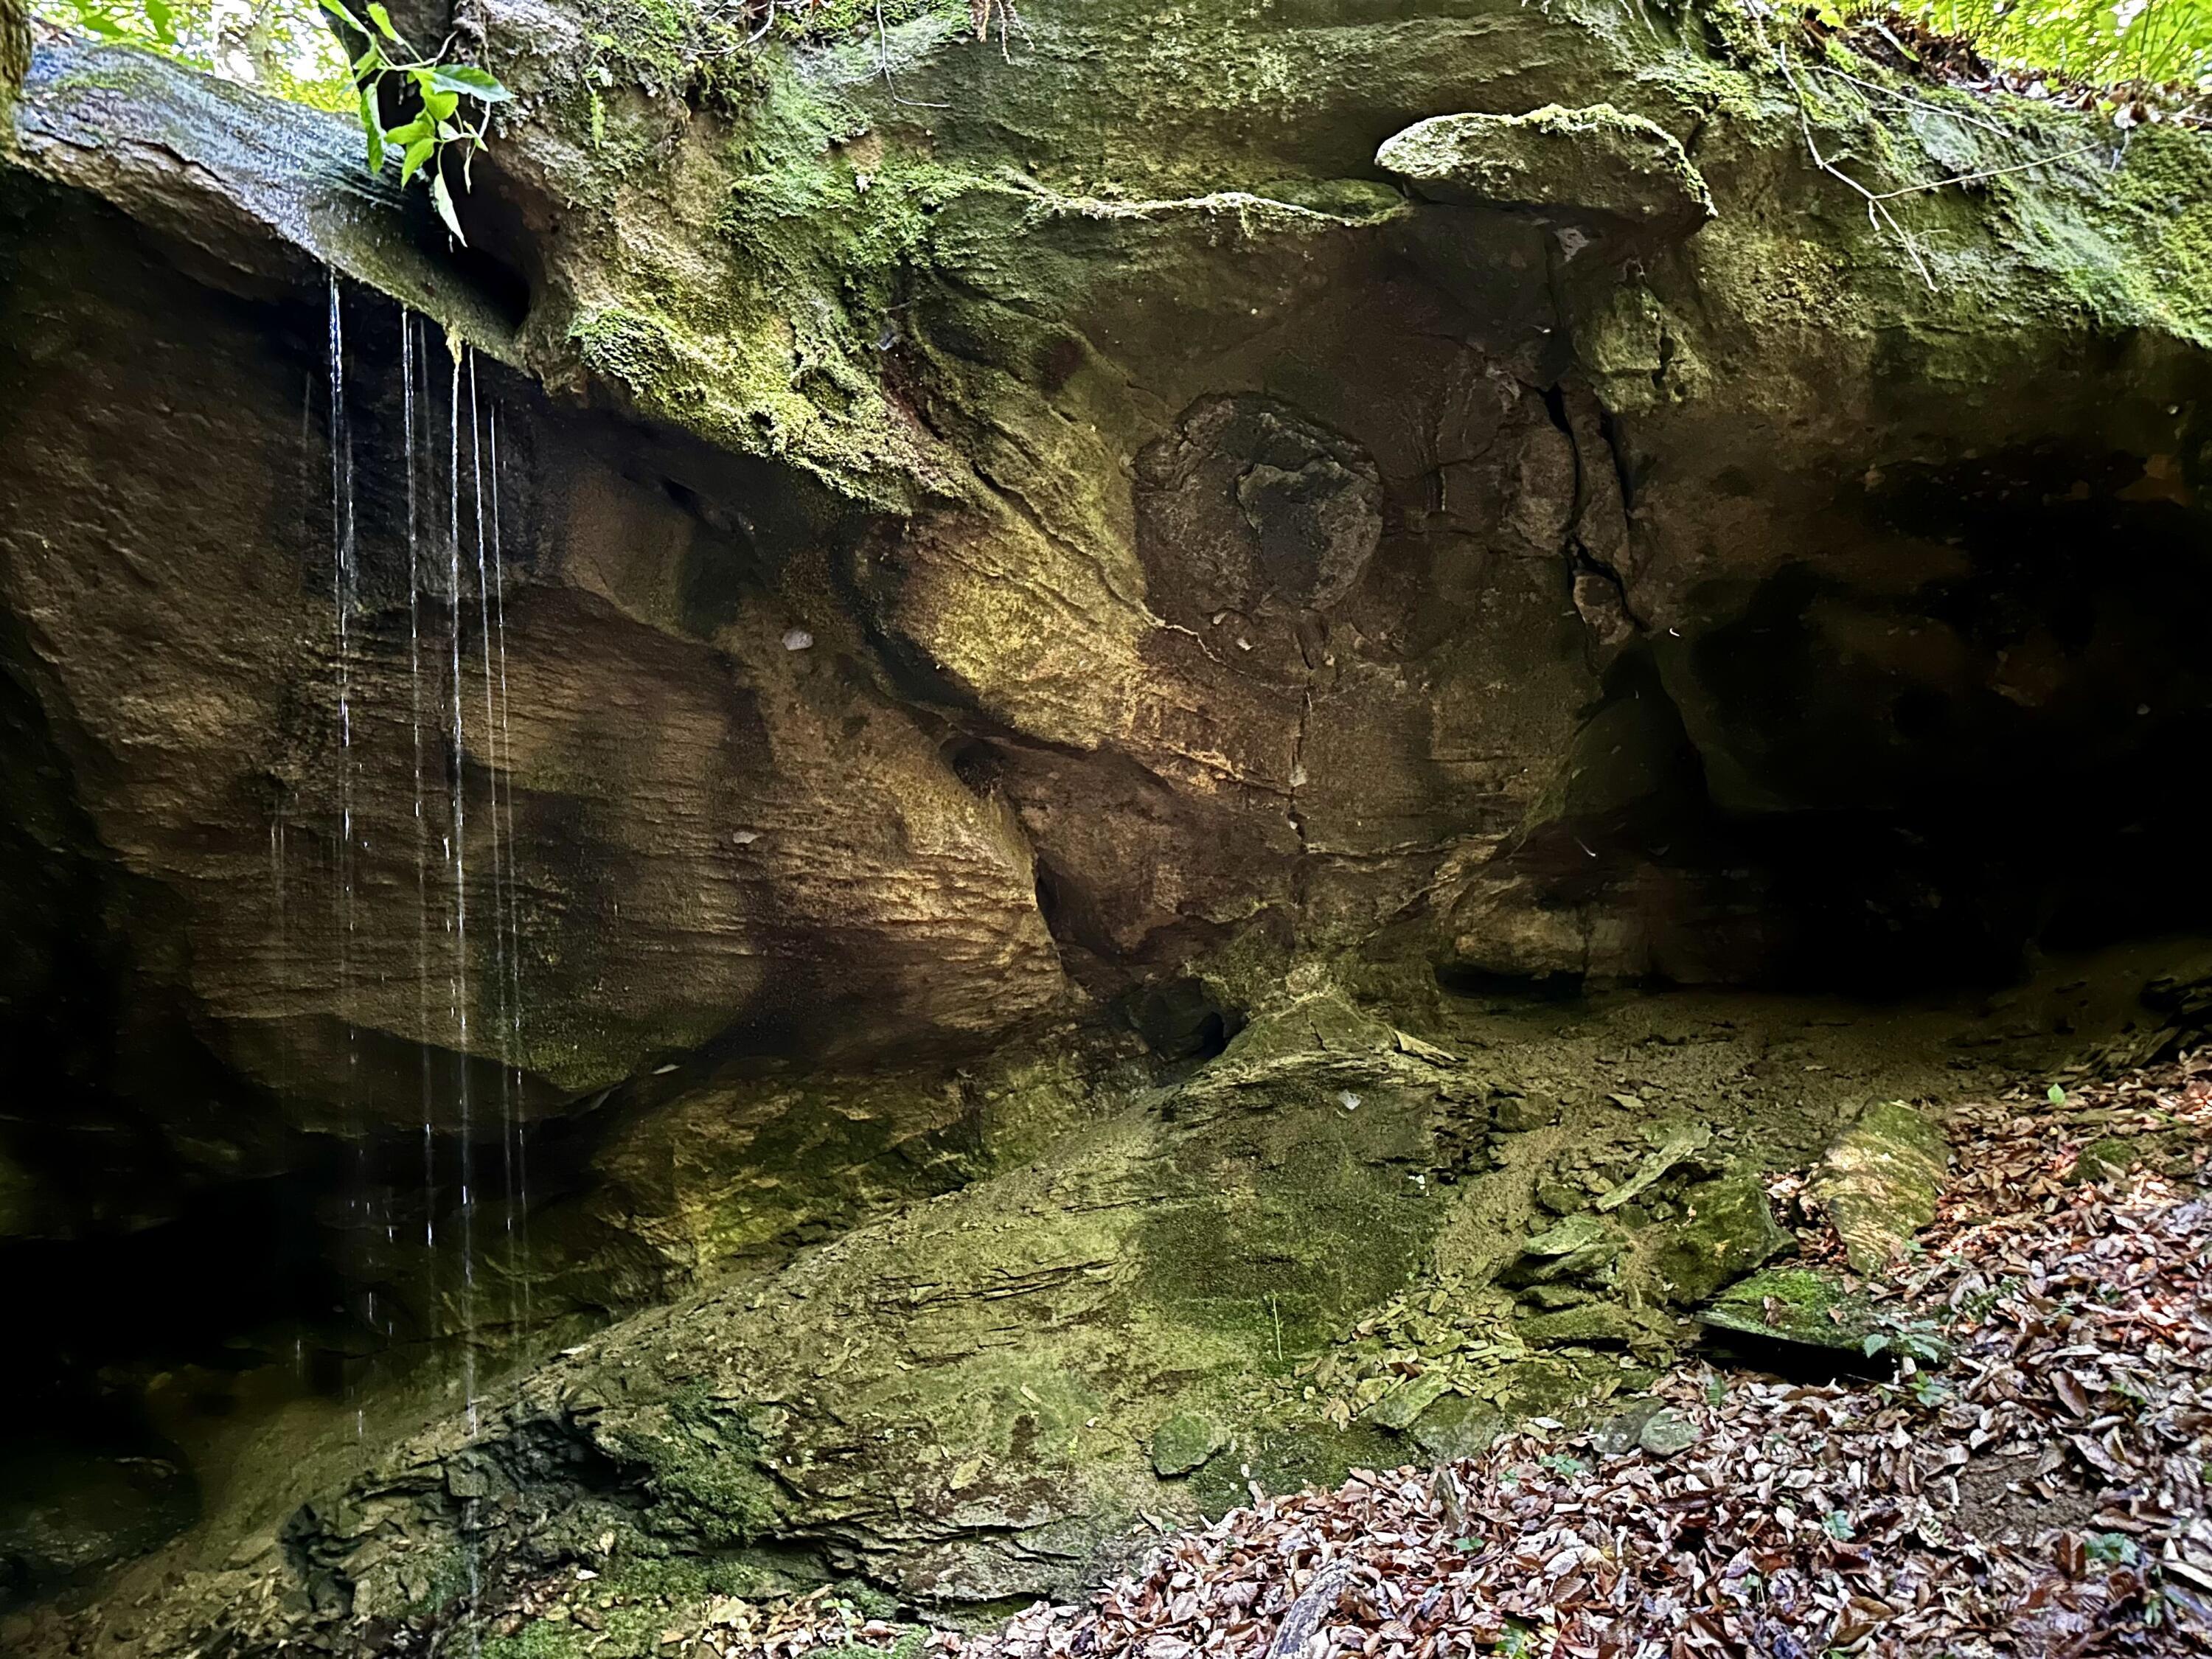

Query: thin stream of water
[[327, 274, 356, 1072], [445, 338, 479, 1438], [328, 276, 367, 1441], [467, 355, 515, 1346], [487, 404, 529, 1330], [405, 310, 442, 1327]]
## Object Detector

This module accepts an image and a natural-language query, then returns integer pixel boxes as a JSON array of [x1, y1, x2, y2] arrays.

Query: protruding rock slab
[[1811, 1102, 1949, 1274], [1701, 1267, 1879, 1354], [1375, 103, 1715, 233]]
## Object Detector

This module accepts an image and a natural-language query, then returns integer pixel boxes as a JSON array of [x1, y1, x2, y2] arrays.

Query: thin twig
[[1810, 60, 2029, 139], [1777, 46, 1938, 291], [1861, 140, 2104, 198], [877, 0, 950, 110]]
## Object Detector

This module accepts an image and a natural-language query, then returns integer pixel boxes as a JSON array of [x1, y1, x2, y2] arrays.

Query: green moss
[[1185, 1420, 1402, 1516], [1134, 1104, 1444, 1353], [1150, 1411, 1225, 1476], [2100, 122, 2212, 345], [2071, 1129, 2193, 1184], [596, 1386, 785, 1546], [711, 66, 991, 328], [1810, 1102, 1947, 1275], [1703, 1267, 1878, 1352], [1633, 1166, 1791, 1307], [582, 0, 726, 92], [1375, 102, 1715, 229]]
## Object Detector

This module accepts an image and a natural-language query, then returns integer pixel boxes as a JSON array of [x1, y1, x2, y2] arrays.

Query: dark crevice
[[1594, 402, 1642, 518], [1540, 383, 1646, 636]]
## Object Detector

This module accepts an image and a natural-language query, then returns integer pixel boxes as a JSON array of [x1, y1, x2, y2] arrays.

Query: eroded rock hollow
[[1, 0, 2208, 1648]]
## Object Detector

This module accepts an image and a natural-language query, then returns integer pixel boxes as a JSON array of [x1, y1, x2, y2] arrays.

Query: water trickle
[[327, 276, 366, 1433], [404, 309, 440, 1317], [487, 402, 529, 1331], [466, 356, 515, 1346], [327, 276, 358, 1046], [445, 334, 478, 1437]]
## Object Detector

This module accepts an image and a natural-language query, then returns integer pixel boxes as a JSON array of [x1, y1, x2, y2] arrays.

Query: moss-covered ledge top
[[1375, 102, 1716, 232]]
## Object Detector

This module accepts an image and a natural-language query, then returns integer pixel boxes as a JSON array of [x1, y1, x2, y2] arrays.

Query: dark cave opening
[[1447, 437, 2212, 1000]]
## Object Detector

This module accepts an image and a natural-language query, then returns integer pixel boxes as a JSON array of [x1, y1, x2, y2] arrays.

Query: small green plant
[[2086, 1530, 2141, 1567], [1821, 1508, 1856, 1540], [1823, 0, 2212, 88], [317, 0, 509, 241], [1862, 1317, 1947, 1366], [1539, 1451, 1587, 1478]]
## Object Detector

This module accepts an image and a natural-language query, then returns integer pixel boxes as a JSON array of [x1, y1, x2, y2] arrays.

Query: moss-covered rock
[[1375, 103, 1715, 232], [1635, 1166, 1792, 1307], [1, 0, 26, 132], [244, 997, 1479, 1630], [2070, 1128, 2194, 1185], [1148, 1412, 1226, 1477], [1810, 1102, 1948, 1275], [1700, 1266, 1879, 1353]]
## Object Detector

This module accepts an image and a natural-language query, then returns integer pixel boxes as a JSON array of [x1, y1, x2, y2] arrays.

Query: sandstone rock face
[[1, 0, 2211, 1644], [8, 5, 2211, 1134], [1, 123, 1071, 1138]]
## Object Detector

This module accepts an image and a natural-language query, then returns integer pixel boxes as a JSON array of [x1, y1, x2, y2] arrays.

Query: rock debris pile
[[591, 1057, 2211, 1659]]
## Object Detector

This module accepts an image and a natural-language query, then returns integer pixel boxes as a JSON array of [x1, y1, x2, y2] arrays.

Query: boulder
[[1700, 1267, 1882, 1355], [1638, 1166, 1792, 1307], [1376, 104, 1716, 234], [1150, 1413, 1227, 1477], [1810, 1102, 1949, 1274]]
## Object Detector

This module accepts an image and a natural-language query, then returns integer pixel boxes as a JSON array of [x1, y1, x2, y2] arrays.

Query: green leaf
[[2047, 1083, 2068, 1105], [358, 90, 386, 174], [400, 136, 436, 184], [319, 0, 370, 34], [383, 115, 432, 147], [420, 85, 460, 122], [431, 171, 467, 245], [366, 1, 402, 41], [143, 0, 176, 45], [428, 63, 513, 101]]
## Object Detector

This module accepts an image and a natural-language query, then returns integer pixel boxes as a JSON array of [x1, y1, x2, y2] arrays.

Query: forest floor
[[547, 1051, 2212, 1659]]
